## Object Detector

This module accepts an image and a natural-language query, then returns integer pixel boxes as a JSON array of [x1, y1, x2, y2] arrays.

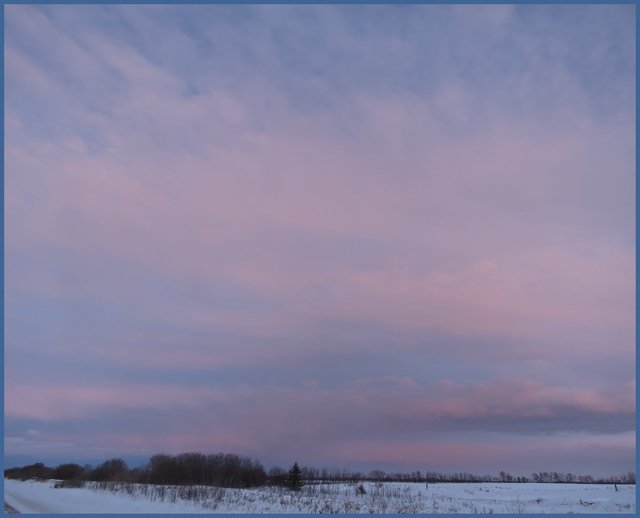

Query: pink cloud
[[6, 94, 632, 358], [2, 5, 634, 485], [4, 383, 237, 421], [334, 440, 510, 467], [6, 376, 633, 440]]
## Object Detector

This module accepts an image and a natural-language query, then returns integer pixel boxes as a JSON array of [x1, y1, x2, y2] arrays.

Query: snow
[[3, 478, 636, 514]]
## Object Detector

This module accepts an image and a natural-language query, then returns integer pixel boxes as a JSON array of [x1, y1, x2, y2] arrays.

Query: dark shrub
[[89, 458, 129, 482], [54, 479, 85, 488], [53, 463, 85, 481]]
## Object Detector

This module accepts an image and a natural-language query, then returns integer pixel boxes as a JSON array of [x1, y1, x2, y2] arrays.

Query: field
[[3, 478, 635, 514]]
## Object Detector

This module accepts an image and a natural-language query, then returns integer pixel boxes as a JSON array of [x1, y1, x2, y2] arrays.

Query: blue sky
[[4, 4, 636, 476]]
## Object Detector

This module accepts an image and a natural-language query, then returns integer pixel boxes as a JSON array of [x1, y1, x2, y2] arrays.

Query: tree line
[[4, 453, 267, 488], [4, 454, 635, 488], [272, 466, 635, 485]]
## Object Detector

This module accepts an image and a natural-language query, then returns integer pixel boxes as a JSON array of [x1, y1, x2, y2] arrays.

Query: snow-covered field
[[3, 478, 635, 514]]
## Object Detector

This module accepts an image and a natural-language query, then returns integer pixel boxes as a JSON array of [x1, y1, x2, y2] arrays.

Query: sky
[[4, 4, 636, 477]]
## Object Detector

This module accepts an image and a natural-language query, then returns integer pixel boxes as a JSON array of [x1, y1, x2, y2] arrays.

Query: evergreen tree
[[287, 462, 302, 491]]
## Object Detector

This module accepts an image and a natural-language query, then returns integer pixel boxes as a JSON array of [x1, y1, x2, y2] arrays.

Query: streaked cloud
[[4, 4, 634, 475]]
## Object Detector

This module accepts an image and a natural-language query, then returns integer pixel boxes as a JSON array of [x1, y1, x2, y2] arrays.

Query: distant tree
[[267, 466, 286, 485], [53, 463, 84, 481], [148, 454, 178, 485], [176, 453, 207, 485], [369, 469, 386, 481], [287, 462, 302, 491], [301, 466, 319, 481], [4, 463, 53, 481], [622, 472, 636, 484], [90, 458, 128, 482]]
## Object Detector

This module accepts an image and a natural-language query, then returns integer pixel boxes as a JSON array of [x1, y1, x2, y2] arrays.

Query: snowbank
[[3, 478, 635, 514]]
